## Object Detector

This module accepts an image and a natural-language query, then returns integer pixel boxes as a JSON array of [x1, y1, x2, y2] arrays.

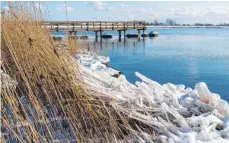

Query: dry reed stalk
[[1, 2, 128, 142]]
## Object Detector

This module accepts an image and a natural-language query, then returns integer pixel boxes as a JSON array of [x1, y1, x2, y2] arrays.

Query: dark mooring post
[[95, 31, 98, 42], [72, 22, 75, 32], [100, 30, 102, 42], [86, 22, 89, 31], [124, 30, 126, 43], [56, 22, 59, 32], [118, 30, 122, 42], [123, 22, 126, 43], [99, 22, 102, 42], [138, 29, 141, 40]]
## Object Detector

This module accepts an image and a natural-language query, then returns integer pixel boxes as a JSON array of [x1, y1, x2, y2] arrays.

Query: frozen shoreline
[[76, 51, 229, 143]]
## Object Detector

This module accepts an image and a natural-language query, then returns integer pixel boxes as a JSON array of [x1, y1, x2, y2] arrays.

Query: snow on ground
[[75, 51, 229, 143]]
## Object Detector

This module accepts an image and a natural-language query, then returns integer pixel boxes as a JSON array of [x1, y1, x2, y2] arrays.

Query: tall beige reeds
[[1, 2, 127, 142]]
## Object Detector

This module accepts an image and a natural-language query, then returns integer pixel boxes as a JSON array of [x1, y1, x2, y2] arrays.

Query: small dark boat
[[102, 33, 112, 38], [80, 35, 89, 40], [149, 31, 159, 37], [53, 36, 63, 41], [126, 33, 139, 38], [141, 33, 149, 37]]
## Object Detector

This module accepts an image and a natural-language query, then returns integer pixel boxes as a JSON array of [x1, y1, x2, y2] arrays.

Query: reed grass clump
[[1, 2, 127, 142]]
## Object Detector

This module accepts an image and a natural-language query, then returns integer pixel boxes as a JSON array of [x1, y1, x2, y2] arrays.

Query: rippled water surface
[[54, 28, 229, 101]]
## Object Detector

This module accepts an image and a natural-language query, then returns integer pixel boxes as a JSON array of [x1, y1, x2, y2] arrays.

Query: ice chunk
[[163, 83, 176, 91], [176, 84, 185, 91], [216, 100, 229, 116], [195, 82, 211, 103], [135, 72, 162, 89], [209, 93, 220, 107], [185, 87, 192, 93], [195, 130, 211, 142]]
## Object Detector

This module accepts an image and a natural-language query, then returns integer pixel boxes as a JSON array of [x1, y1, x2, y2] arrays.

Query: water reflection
[[80, 36, 149, 55]]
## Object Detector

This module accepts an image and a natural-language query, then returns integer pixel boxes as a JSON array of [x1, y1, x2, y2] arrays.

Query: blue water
[[54, 28, 229, 101]]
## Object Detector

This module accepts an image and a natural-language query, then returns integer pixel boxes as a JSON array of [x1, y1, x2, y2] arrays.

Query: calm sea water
[[54, 28, 229, 101]]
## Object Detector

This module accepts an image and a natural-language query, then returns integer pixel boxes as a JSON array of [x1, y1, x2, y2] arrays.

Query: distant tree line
[[145, 19, 229, 26]]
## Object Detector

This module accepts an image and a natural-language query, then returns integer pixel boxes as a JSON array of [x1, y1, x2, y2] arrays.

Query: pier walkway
[[44, 21, 147, 40]]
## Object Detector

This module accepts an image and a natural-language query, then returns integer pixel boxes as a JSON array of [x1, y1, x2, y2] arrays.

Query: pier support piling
[[100, 30, 102, 42], [138, 30, 141, 40], [124, 30, 126, 43], [118, 30, 122, 42], [95, 31, 98, 37], [95, 31, 98, 40]]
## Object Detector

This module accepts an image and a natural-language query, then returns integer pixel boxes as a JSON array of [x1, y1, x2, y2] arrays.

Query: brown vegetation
[[1, 2, 127, 142]]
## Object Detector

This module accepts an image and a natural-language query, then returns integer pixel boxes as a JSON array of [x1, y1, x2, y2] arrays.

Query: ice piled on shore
[[76, 52, 119, 76], [76, 52, 229, 143]]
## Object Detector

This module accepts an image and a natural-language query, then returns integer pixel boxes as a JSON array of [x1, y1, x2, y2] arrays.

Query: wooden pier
[[43, 21, 146, 41]]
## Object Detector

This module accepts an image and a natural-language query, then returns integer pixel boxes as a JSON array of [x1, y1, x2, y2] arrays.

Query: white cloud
[[204, 7, 229, 16], [120, 3, 128, 9], [139, 8, 147, 13], [87, 1, 115, 11], [56, 4, 74, 12], [148, 8, 158, 17], [167, 6, 229, 18], [126, 8, 158, 21], [106, 6, 116, 12], [93, 1, 108, 10], [166, 7, 192, 17]]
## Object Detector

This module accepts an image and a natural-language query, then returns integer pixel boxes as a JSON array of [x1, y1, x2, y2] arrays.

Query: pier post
[[95, 31, 98, 38], [72, 22, 75, 32], [56, 22, 59, 32], [124, 30, 126, 43], [99, 22, 102, 42], [86, 22, 89, 31], [124, 22, 127, 43], [134, 21, 136, 29], [95, 31, 98, 42], [118, 30, 122, 42], [124, 30, 126, 37], [112, 23, 114, 30], [138, 29, 141, 40], [100, 30, 102, 42]]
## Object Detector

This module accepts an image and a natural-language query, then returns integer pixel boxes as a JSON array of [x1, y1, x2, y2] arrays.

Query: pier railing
[[43, 21, 146, 32]]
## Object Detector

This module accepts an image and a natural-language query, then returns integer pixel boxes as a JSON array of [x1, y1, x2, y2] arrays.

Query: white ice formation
[[75, 51, 229, 143]]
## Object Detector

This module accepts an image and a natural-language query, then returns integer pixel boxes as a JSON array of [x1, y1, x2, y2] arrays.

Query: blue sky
[[3, 1, 229, 24]]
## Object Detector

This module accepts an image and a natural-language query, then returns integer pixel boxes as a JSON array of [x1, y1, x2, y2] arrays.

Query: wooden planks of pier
[[44, 21, 146, 41], [44, 21, 146, 32]]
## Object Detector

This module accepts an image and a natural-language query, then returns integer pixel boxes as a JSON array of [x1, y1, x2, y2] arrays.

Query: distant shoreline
[[146, 26, 229, 28]]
